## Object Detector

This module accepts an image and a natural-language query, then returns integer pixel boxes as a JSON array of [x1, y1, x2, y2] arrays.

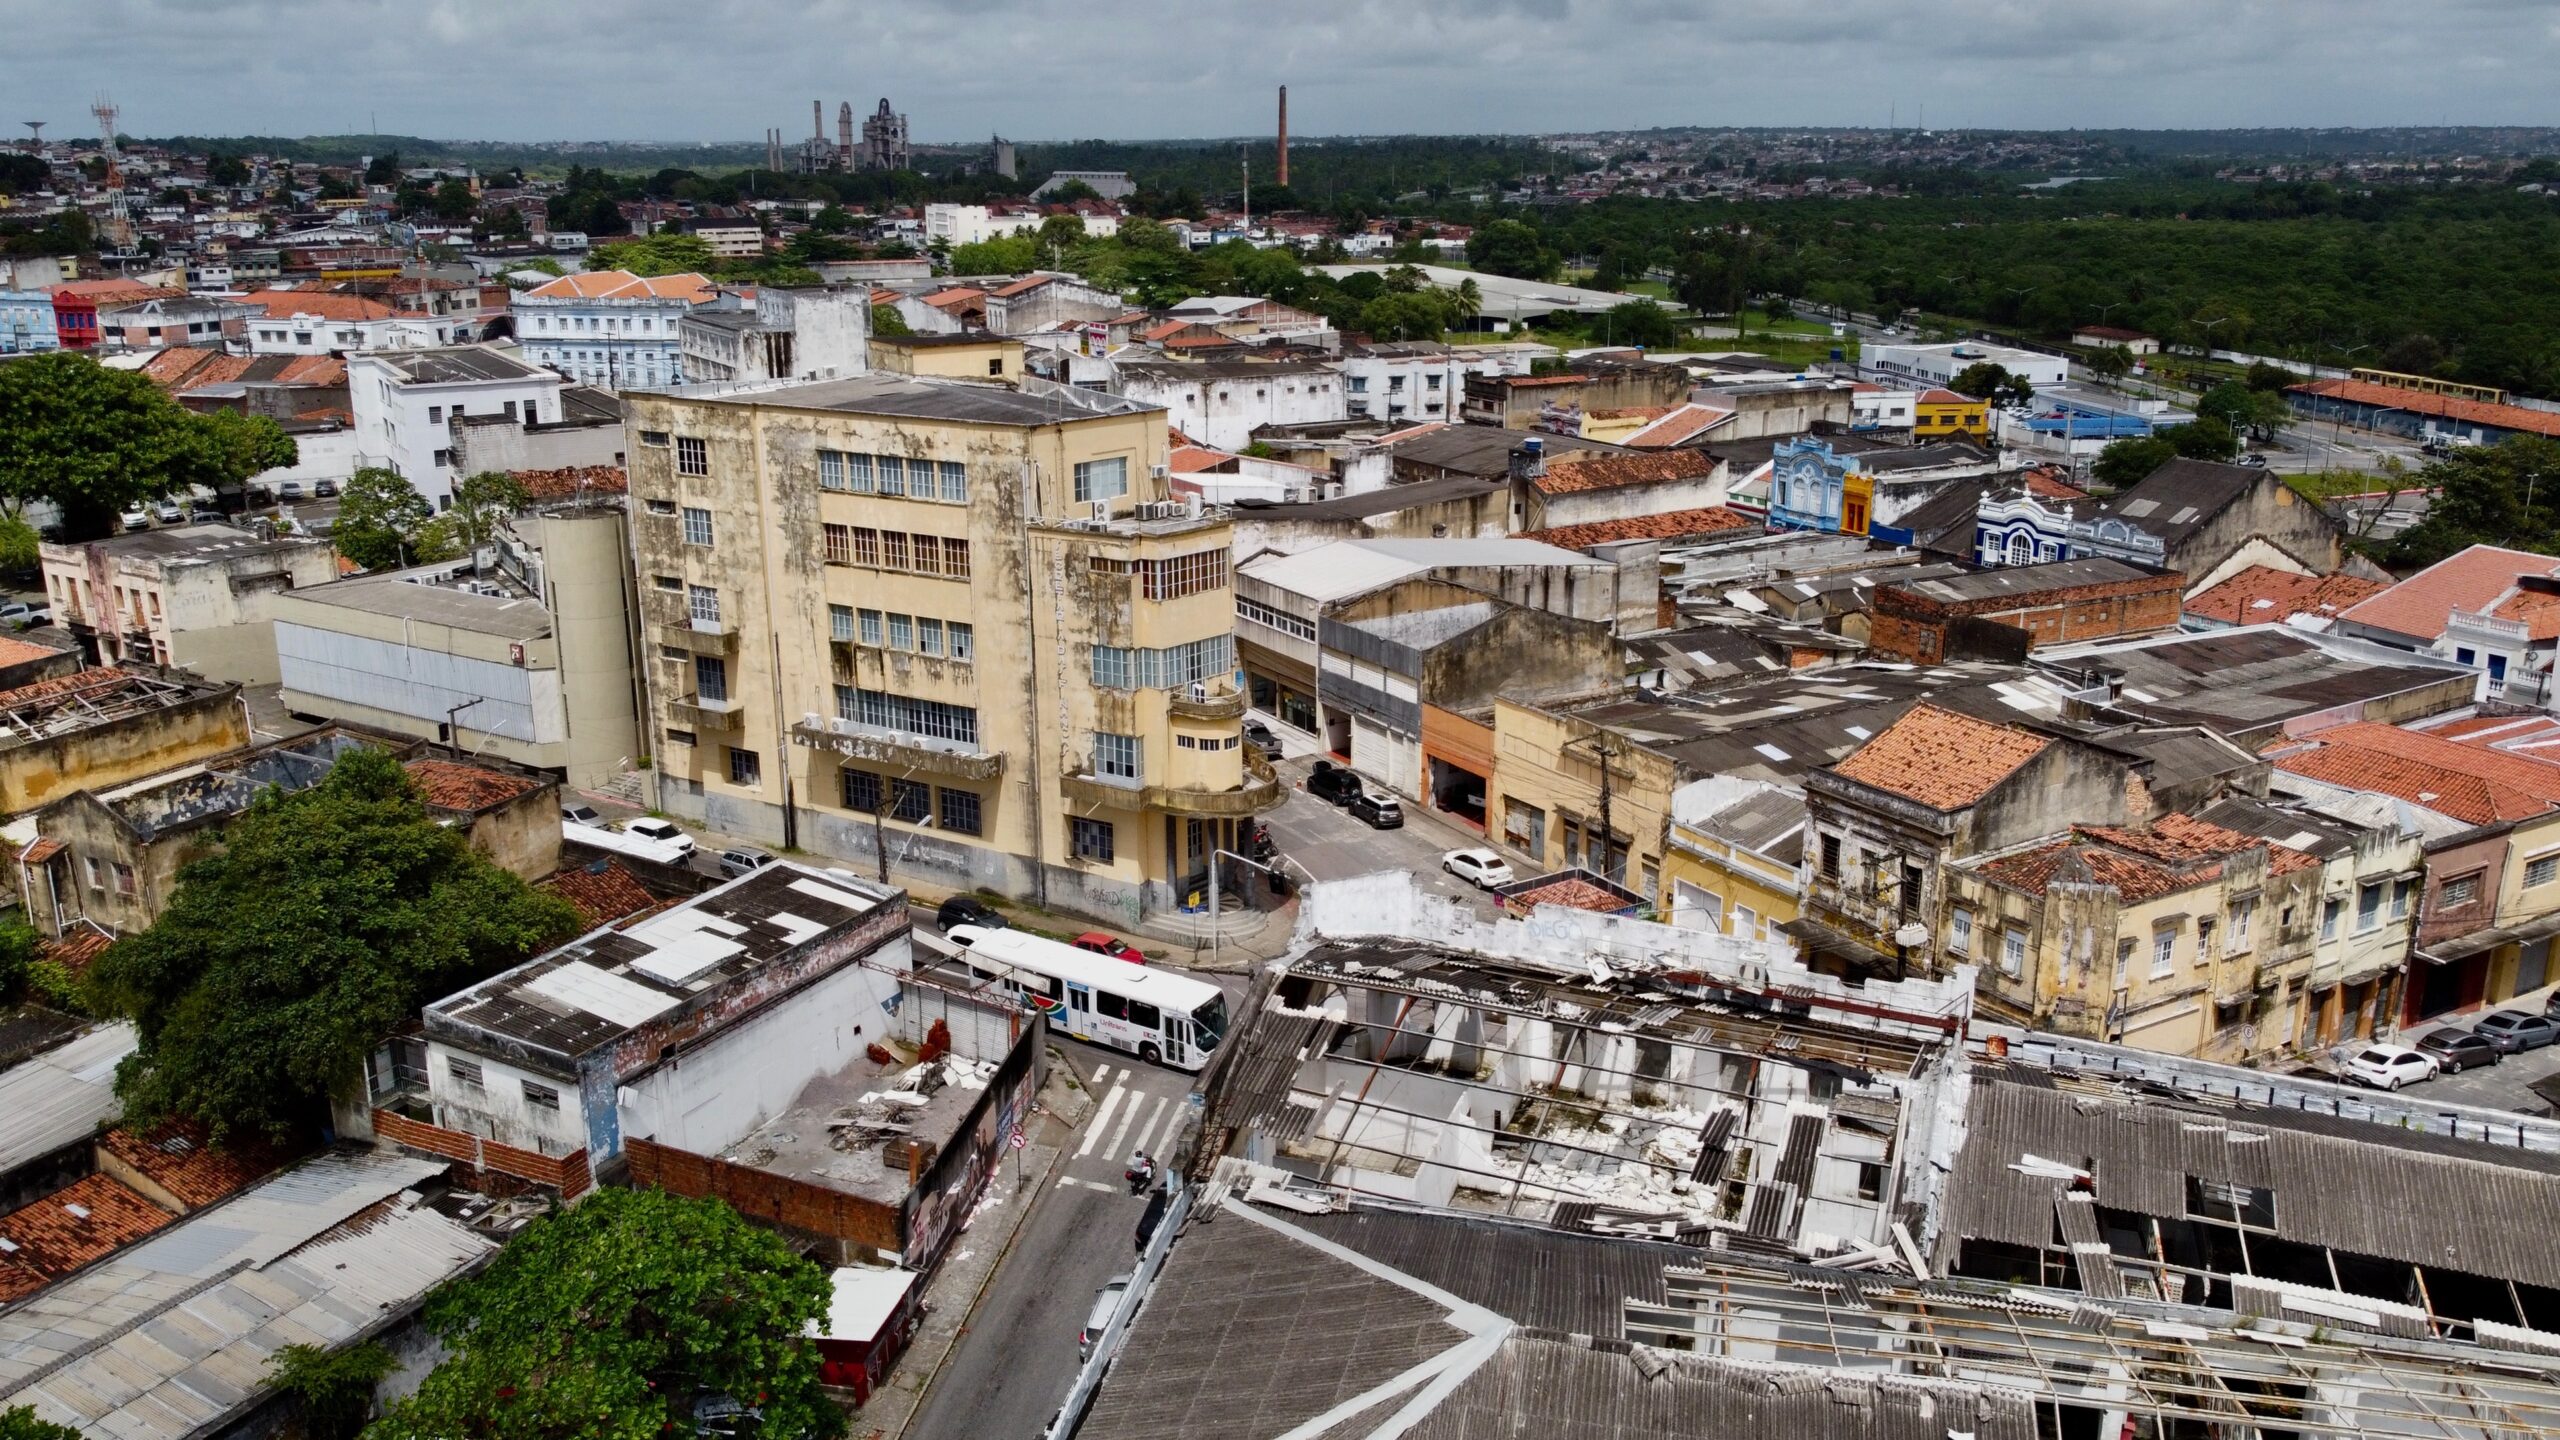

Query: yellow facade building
[[623, 375, 1279, 924]]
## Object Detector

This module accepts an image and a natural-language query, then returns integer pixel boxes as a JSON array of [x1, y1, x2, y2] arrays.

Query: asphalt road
[[2383, 989, 2560, 1113], [905, 1040, 1200, 1440], [1261, 752, 1507, 916]]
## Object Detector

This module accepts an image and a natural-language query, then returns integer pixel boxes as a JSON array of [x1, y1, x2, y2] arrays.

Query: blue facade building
[[1764, 436, 1875, 537], [0, 290, 59, 354]]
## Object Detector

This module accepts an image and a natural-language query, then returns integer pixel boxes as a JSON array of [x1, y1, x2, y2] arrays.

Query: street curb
[[884, 1140, 1068, 1440]]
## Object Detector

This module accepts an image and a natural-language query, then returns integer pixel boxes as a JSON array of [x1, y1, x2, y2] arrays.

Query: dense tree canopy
[[0, 1406, 83, 1440], [0, 353, 296, 538], [330, 466, 438, 570], [2382, 437, 2560, 568], [368, 1188, 841, 1440], [86, 747, 581, 1140]]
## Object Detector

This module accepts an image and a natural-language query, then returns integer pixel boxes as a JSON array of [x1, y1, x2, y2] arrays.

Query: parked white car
[[1442, 848, 1514, 889], [2342, 1043, 2438, 1091], [623, 817, 696, 857]]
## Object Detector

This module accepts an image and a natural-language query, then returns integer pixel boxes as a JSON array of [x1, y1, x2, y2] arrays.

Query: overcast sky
[[10, 0, 2559, 143]]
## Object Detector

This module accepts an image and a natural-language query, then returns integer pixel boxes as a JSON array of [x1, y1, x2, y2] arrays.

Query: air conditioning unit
[[802, 712, 822, 730], [1090, 498, 1113, 522], [1150, 463, 1169, 480]]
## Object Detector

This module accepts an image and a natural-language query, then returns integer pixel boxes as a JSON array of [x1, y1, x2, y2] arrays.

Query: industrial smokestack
[[813, 99, 823, 142], [839, 101, 853, 168], [1277, 85, 1289, 188]]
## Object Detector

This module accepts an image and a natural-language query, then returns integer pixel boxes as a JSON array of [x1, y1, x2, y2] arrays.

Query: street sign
[[1008, 1127, 1027, 1151]]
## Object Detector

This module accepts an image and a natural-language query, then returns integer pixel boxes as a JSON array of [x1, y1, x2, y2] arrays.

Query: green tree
[[184, 408, 300, 510], [0, 352, 250, 539], [367, 1188, 842, 1440], [1948, 362, 2034, 406], [363, 151, 400, 185], [1466, 219, 1558, 281], [330, 467, 436, 571], [424, 471, 528, 558], [1034, 214, 1086, 265], [0, 515, 37, 578], [948, 234, 1038, 275], [586, 232, 713, 277], [0, 911, 36, 1002], [809, 205, 856, 234], [0, 1405, 83, 1440], [86, 748, 580, 1141], [1599, 298, 1683, 348], [2164, 417, 2241, 461], [2243, 361, 2297, 392], [2384, 437, 2560, 568], [870, 302, 913, 338], [268, 1342, 398, 1440], [2197, 381, 2259, 433], [207, 154, 251, 187], [2091, 435, 2178, 490], [2086, 345, 2134, 382], [431, 178, 476, 222]]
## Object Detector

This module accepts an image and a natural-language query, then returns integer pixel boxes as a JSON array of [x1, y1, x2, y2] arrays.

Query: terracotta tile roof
[[1978, 813, 2318, 902], [1371, 421, 1451, 446], [1169, 444, 1235, 474], [97, 1121, 298, 1210], [511, 464, 627, 498], [0, 633, 64, 669], [404, 758, 542, 812], [920, 286, 986, 309], [2022, 467, 2089, 500], [51, 280, 183, 305], [1501, 373, 1588, 389], [2272, 720, 2560, 826], [2185, 565, 2388, 627], [1622, 403, 1735, 449], [141, 346, 250, 391], [2077, 325, 2152, 342], [1163, 332, 1243, 350], [19, 836, 63, 864], [540, 859, 662, 930], [2292, 377, 2560, 441], [238, 289, 395, 322], [525, 270, 715, 304], [990, 275, 1053, 298], [1830, 703, 2051, 811], [1589, 405, 1676, 422], [1919, 388, 1980, 406], [40, 927, 113, 977], [277, 355, 348, 385], [2336, 544, 2560, 642], [1508, 876, 1635, 914], [0, 666, 135, 710], [1534, 447, 1720, 495], [1519, 506, 1755, 550], [0, 1174, 176, 1283]]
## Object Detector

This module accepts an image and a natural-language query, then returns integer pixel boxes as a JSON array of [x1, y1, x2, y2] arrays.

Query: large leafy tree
[[587, 232, 712, 277], [2384, 436, 2560, 568], [0, 352, 294, 539], [367, 1188, 842, 1440], [86, 748, 580, 1140], [0, 1406, 82, 1440], [423, 470, 528, 558], [331, 466, 437, 570], [1599, 298, 1684, 348], [1465, 219, 1558, 281]]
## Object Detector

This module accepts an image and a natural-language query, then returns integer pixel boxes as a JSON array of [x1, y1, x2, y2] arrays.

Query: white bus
[[948, 925, 1229, 1072]]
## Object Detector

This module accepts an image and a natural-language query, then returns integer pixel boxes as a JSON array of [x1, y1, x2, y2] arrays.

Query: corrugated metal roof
[[1290, 1207, 1684, 1337], [1941, 1074, 2560, 1288], [0, 1025, 137, 1175]]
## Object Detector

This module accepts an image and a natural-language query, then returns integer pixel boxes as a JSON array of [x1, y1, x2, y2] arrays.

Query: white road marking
[[1092, 1062, 1117, 1087], [1058, 1177, 1117, 1194], [1075, 1085, 1127, 1159], [1104, 1080, 1148, 1159], [1128, 1094, 1172, 1156]]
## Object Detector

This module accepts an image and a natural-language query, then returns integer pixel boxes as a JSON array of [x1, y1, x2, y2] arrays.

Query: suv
[[314, 477, 340, 498], [1306, 761, 1362, 806], [2473, 1009, 2560, 1052], [1348, 791, 1404, 829], [624, 817, 695, 856], [718, 847, 775, 879], [937, 895, 1008, 934]]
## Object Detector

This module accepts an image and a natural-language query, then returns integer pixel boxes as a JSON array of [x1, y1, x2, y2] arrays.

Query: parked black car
[[937, 894, 1009, 934], [2473, 1009, 2560, 1052], [1348, 791, 1404, 829], [2414, 1026, 2503, 1072], [1306, 760, 1362, 805]]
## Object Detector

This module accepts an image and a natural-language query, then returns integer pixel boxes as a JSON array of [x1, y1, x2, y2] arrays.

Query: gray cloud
[[7, 0, 2557, 143]]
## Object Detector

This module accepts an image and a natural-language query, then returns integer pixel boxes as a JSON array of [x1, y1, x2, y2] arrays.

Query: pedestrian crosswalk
[[1072, 1063, 1179, 1165]]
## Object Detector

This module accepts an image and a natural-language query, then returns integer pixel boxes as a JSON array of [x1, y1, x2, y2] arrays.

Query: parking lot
[[2337, 983, 2560, 1114], [1261, 751, 1505, 916]]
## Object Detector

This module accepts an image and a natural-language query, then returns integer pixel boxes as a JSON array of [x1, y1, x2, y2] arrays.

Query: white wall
[[616, 943, 911, 1155], [422, 1041, 591, 1157], [349, 355, 565, 507]]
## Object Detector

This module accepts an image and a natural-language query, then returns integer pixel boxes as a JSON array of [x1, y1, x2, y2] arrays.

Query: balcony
[[653, 619, 737, 656], [670, 693, 745, 731], [790, 715, 1004, 781], [1168, 677, 1247, 721], [1058, 745, 1284, 819]]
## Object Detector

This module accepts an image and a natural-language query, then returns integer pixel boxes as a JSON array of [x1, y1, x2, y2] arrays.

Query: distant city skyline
[[13, 0, 2560, 145]]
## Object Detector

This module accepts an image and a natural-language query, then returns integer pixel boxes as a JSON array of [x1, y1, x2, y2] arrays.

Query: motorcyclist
[[1124, 1150, 1155, 1193]]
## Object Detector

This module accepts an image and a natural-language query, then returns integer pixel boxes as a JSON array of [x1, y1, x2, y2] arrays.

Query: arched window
[[2007, 533, 2034, 567]]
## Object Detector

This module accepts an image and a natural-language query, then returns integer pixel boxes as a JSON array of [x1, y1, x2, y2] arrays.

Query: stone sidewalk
[[848, 1053, 1096, 1440]]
